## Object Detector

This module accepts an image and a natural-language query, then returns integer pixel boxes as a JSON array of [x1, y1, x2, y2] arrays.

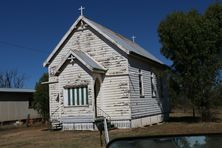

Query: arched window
[[151, 72, 157, 98], [139, 69, 144, 97]]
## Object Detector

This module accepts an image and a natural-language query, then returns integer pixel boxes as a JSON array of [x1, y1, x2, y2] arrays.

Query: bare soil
[[1, 109, 222, 148]]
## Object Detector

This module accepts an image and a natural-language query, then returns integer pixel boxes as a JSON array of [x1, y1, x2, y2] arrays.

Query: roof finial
[[132, 35, 136, 43], [68, 55, 75, 63], [78, 6, 85, 16]]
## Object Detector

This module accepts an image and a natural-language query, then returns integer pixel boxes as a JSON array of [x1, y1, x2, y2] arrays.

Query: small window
[[151, 72, 157, 98], [139, 69, 144, 97], [64, 86, 88, 106]]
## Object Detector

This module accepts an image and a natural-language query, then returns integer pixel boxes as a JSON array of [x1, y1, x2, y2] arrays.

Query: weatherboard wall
[[49, 76, 60, 120], [47, 20, 169, 129], [58, 61, 94, 119], [48, 23, 131, 125], [128, 56, 169, 122]]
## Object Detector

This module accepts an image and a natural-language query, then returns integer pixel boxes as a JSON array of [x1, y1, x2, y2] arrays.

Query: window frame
[[151, 72, 157, 98], [139, 69, 144, 98], [64, 85, 89, 107]]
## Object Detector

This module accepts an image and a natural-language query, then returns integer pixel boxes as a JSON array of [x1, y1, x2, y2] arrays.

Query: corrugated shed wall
[[0, 92, 40, 122]]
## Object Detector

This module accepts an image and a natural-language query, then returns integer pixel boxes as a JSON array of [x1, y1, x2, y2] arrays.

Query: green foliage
[[33, 73, 49, 121], [158, 3, 222, 120]]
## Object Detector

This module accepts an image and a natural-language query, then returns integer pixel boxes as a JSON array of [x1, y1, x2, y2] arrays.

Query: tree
[[158, 3, 222, 121], [33, 73, 49, 122], [0, 70, 25, 88]]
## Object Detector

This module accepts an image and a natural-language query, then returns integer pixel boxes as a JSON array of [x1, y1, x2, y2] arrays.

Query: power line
[[0, 41, 49, 54]]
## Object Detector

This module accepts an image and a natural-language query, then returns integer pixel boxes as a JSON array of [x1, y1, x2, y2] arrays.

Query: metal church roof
[[72, 50, 106, 71], [83, 17, 163, 64], [44, 15, 164, 67]]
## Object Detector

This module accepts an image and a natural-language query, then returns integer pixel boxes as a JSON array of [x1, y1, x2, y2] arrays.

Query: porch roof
[[54, 50, 106, 75]]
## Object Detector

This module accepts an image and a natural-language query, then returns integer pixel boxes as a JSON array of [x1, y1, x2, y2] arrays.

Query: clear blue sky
[[0, 0, 218, 88]]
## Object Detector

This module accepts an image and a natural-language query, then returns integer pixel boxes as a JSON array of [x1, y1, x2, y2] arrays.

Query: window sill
[[64, 105, 89, 108]]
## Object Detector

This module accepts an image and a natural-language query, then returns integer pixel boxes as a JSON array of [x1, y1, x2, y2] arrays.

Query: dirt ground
[[1, 110, 222, 148]]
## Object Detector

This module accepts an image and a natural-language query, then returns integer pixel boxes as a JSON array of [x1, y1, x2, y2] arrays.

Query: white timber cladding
[[59, 62, 94, 118], [49, 25, 128, 75], [97, 76, 131, 120], [49, 76, 60, 120], [48, 24, 130, 121], [128, 56, 168, 119], [46, 17, 169, 129]]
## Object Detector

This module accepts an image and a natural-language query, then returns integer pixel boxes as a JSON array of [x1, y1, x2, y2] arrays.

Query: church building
[[43, 9, 169, 130]]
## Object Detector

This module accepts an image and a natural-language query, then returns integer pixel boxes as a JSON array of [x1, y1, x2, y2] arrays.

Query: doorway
[[94, 78, 101, 118]]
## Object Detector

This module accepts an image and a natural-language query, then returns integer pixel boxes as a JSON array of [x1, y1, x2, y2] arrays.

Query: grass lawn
[[1, 110, 222, 148]]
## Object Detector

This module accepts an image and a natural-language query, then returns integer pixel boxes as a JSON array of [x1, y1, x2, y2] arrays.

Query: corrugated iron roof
[[43, 15, 164, 67], [84, 17, 163, 64], [72, 50, 106, 71], [0, 88, 35, 93], [54, 50, 106, 75]]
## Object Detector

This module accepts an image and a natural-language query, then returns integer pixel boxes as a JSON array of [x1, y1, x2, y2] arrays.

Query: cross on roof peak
[[78, 6, 85, 16], [68, 55, 75, 63], [132, 35, 136, 43]]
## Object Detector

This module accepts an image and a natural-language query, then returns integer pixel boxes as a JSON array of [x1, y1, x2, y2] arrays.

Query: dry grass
[[1, 109, 222, 148]]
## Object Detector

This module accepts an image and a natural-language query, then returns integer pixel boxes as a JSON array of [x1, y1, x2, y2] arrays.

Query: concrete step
[[94, 117, 115, 131], [51, 120, 62, 130]]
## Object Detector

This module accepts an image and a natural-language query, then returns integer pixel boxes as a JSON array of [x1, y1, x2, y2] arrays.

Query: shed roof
[[43, 15, 163, 67], [0, 88, 35, 93]]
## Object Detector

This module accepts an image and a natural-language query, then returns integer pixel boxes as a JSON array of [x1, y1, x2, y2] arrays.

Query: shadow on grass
[[41, 128, 63, 132], [168, 116, 201, 123], [168, 116, 222, 123], [41, 128, 51, 131], [210, 117, 222, 122]]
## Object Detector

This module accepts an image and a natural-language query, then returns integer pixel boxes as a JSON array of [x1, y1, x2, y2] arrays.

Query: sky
[[0, 0, 219, 89]]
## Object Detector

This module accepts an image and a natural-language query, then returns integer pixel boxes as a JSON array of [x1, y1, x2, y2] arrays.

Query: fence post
[[104, 118, 109, 144]]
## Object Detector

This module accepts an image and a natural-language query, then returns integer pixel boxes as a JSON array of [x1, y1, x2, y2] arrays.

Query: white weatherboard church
[[43, 8, 169, 130]]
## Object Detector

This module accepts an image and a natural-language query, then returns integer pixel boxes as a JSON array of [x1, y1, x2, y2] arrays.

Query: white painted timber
[[45, 15, 169, 130], [128, 56, 169, 124]]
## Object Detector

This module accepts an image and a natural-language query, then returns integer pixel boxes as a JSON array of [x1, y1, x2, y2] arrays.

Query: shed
[[0, 88, 40, 123]]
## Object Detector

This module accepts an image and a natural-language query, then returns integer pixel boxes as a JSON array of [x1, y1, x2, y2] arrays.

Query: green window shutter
[[68, 88, 71, 105], [81, 87, 84, 105], [77, 88, 79, 105], [72, 88, 75, 105], [86, 86, 88, 105]]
